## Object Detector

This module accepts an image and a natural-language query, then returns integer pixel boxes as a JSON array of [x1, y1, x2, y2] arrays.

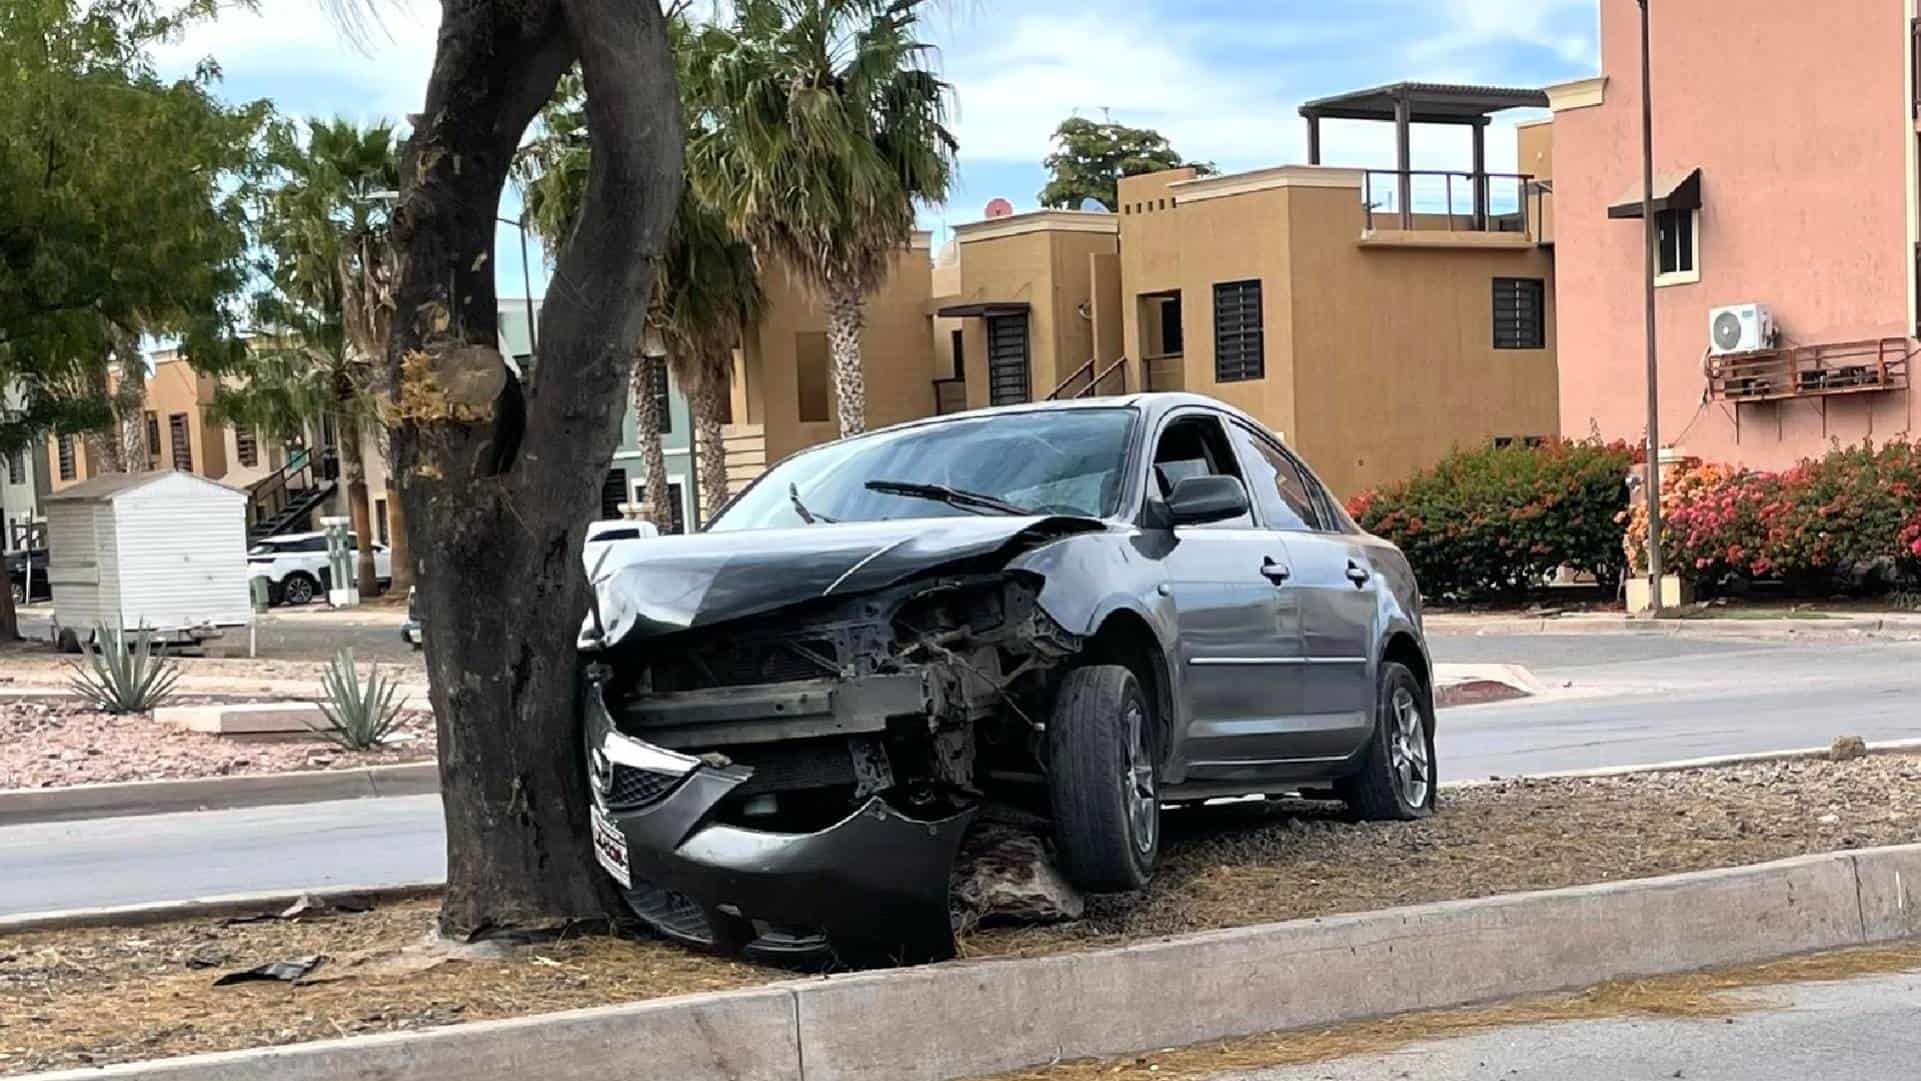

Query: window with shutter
[[235, 423, 258, 468], [168, 414, 192, 472], [144, 412, 160, 469], [1212, 280, 1264, 382], [1492, 278, 1546, 350], [986, 315, 1030, 405], [57, 434, 75, 480], [601, 469, 629, 520], [651, 362, 672, 433]]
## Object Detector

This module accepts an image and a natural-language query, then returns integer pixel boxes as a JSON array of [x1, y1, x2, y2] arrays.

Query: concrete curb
[[1508, 736, 1921, 781], [0, 762, 438, 825], [0, 882, 444, 935], [18, 844, 1921, 1081]]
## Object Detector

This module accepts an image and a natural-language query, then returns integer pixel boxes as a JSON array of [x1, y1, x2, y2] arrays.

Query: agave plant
[[66, 624, 182, 714], [311, 647, 405, 751]]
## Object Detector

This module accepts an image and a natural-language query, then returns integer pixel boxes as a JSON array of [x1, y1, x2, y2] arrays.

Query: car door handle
[[1261, 558, 1291, 584], [1345, 561, 1371, 586]]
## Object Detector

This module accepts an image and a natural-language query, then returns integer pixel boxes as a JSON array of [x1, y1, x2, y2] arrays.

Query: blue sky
[[155, 0, 1602, 300]]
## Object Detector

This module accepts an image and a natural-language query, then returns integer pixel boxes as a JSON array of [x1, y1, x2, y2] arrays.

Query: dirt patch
[[0, 699, 434, 789], [5, 753, 1921, 1075], [979, 942, 1921, 1080]]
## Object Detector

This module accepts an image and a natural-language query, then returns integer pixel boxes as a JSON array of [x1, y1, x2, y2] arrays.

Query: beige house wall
[[740, 237, 937, 464], [1284, 185, 1560, 500]]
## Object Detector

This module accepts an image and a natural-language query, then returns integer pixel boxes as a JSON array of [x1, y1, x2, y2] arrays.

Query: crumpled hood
[[581, 515, 1104, 649]]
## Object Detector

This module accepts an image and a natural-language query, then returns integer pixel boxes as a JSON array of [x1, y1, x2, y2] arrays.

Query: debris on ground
[[211, 954, 324, 986], [1829, 735, 1868, 762], [6, 752, 1921, 1076], [0, 698, 434, 790], [952, 824, 1085, 934]]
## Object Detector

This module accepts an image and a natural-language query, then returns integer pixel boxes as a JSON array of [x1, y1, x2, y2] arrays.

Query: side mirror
[[1164, 475, 1250, 527]]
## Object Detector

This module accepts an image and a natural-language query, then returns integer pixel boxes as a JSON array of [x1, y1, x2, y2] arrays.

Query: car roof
[[798, 392, 1281, 451]]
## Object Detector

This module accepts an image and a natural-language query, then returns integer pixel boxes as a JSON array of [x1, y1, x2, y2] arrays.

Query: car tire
[[1337, 661, 1436, 821], [280, 572, 318, 606], [1047, 664, 1160, 893], [8, 581, 22, 606]]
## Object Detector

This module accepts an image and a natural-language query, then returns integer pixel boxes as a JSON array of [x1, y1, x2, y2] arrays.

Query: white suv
[[248, 531, 393, 606]]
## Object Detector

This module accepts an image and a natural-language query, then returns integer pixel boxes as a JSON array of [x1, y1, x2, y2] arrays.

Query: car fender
[[1005, 529, 1199, 779]]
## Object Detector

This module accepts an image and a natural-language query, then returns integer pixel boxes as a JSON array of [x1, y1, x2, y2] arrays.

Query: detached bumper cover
[[586, 688, 974, 967]]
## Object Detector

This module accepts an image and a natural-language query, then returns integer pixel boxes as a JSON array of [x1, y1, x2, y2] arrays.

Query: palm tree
[[683, 0, 956, 437], [219, 118, 400, 597], [520, 61, 762, 525]]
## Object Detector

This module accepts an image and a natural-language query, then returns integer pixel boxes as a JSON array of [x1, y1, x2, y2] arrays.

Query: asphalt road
[[1219, 968, 1921, 1080], [0, 796, 445, 916], [5, 632, 1921, 917]]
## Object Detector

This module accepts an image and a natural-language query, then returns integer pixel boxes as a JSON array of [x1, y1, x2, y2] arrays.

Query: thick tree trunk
[[630, 353, 673, 534], [692, 351, 730, 519], [824, 273, 867, 437], [387, 485, 414, 593], [385, 0, 680, 937]]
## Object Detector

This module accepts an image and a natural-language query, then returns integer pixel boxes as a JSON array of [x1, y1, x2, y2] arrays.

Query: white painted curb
[[0, 761, 438, 825], [16, 844, 1921, 1081]]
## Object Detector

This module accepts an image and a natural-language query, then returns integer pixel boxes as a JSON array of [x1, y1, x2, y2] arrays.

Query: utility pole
[[1637, 0, 1665, 614]]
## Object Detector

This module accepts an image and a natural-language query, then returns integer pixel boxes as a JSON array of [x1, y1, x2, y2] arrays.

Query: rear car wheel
[[1047, 665, 1159, 892], [280, 572, 317, 606], [1338, 661, 1436, 820]]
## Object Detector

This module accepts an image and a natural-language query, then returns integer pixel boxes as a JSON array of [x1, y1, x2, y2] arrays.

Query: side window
[[295, 537, 327, 553], [1149, 414, 1254, 529], [1229, 423, 1325, 532]]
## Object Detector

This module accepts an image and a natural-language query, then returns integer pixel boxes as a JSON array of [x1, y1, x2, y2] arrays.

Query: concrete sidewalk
[[1426, 609, 1921, 640]]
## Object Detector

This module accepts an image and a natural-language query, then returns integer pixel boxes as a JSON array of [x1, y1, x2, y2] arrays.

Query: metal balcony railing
[[1362, 170, 1535, 236], [1706, 337, 1914, 405]]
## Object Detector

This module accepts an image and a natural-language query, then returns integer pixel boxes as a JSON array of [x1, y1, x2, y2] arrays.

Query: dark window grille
[[1492, 277, 1547, 350], [1656, 208, 1694, 276], [6, 447, 22, 485], [168, 413, 192, 472], [986, 315, 1030, 405], [650, 362, 672, 434], [601, 469, 628, 520], [57, 434, 75, 480], [1212, 280, 1264, 382], [144, 412, 160, 468], [639, 480, 687, 534], [949, 328, 965, 380], [235, 423, 258, 468]]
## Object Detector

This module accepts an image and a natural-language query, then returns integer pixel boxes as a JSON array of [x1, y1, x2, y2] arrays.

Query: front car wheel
[[1047, 664, 1160, 892], [1338, 661, 1436, 820]]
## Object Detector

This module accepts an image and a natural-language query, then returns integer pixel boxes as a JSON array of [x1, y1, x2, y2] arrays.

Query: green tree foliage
[[0, 0, 267, 455], [684, 0, 955, 435], [1037, 116, 1213, 212]]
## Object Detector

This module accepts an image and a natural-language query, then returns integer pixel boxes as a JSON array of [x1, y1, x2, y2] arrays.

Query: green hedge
[[1347, 440, 1636, 602]]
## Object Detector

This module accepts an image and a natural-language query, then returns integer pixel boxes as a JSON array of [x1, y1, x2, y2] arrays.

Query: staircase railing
[[1046, 357, 1130, 401], [247, 447, 317, 531]]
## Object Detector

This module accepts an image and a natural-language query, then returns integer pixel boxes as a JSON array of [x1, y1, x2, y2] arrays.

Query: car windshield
[[710, 407, 1137, 532]]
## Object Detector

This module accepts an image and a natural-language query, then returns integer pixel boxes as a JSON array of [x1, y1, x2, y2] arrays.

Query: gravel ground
[[0, 699, 435, 789], [5, 753, 1921, 1075], [0, 640, 428, 698]]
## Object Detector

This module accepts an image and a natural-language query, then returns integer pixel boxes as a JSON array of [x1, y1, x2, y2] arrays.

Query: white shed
[[45, 470, 252, 640]]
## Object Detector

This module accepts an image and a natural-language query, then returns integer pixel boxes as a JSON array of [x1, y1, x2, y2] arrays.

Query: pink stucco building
[[1550, 0, 1918, 470]]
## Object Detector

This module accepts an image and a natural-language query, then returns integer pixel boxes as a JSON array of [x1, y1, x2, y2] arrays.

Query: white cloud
[[1408, 0, 1599, 72], [152, 0, 438, 123]]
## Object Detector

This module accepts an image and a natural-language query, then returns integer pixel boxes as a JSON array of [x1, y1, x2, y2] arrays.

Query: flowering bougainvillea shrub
[[1346, 440, 1636, 602], [1623, 441, 1921, 588]]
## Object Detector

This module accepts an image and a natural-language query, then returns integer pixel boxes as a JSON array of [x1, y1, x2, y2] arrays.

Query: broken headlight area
[[585, 573, 1082, 967]]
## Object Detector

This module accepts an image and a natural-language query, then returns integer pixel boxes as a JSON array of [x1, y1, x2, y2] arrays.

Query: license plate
[[590, 805, 631, 889]]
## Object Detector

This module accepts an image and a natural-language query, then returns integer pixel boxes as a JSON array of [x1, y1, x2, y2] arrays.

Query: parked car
[[580, 393, 1433, 967], [6, 548, 50, 605], [247, 531, 392, 606]]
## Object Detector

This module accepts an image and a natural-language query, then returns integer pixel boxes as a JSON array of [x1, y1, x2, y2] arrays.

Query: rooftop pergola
[[1298, 82, 1550, 229]]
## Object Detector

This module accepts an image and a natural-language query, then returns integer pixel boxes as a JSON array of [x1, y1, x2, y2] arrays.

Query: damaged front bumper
[[585, 684, 976, 967]]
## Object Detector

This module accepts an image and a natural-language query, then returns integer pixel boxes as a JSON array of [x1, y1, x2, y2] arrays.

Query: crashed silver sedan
[[580, 393, 1434, 966]]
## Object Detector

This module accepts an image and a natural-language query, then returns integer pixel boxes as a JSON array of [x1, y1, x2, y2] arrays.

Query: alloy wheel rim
[[1387, 687, 1430, 808], [1123, 697, 1158, 855], [287, 578, 312, 603]]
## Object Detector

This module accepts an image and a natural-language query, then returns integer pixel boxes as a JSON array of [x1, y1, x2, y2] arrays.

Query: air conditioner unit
[[1708, 303, 1775, 356]]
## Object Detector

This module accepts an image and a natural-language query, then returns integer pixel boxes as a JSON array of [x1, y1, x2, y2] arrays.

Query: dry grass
[[6, 753, 1921, 1075], [977, 942, 1921, 1080]]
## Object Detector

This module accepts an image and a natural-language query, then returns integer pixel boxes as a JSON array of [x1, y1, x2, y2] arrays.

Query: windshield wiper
[[864, 479, 1034, 517], [790, 483, 836, 525]]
